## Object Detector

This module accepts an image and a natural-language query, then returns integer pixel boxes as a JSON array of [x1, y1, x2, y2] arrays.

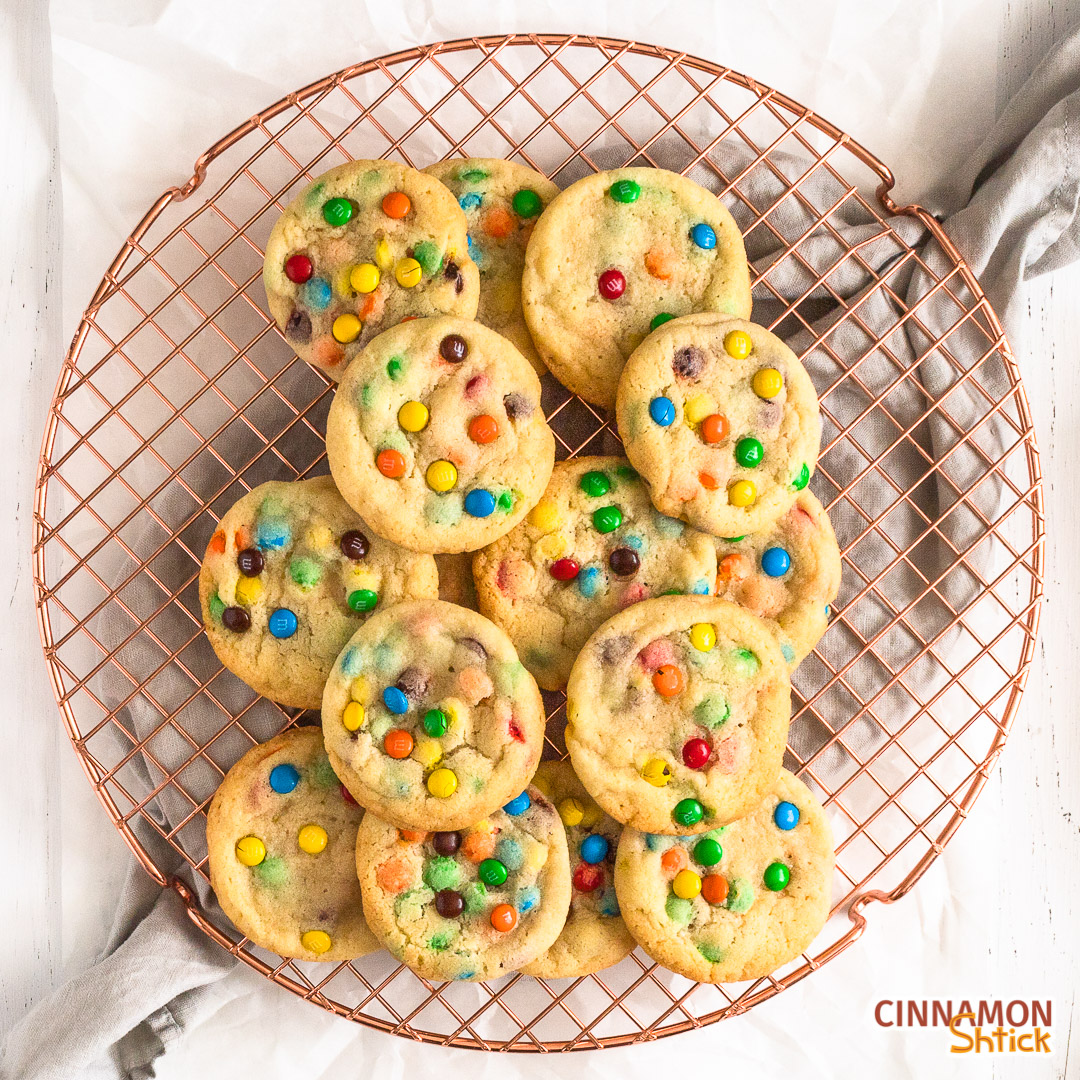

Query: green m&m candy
[[609, 179, 641, 203], [763, 861, 790, 891], [579, 471, 611, 498], [650, 312, 675, 331], [478, 858, 508, 887], [348, 589, 378, 612], [735, 437, 764, 468], [512, 188, 543, 218], [693, 838, 723, 866], [592, 505, 622, 533], [672, 798, 704, 827], [322, 197, 353, 226], [792, 462, 810, 490]]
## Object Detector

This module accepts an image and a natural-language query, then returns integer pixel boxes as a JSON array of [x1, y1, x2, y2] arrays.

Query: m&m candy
[[792, 463, 811, 490], [269, 764, 300, 794], [342, 702, 365, 731], [608, 547, 639, 576], [672, 868, 702, 899], [650, 311, 675, 330], [512, 189, 542, 217], [673, 798, 704, 827], [735, 437, 764, 468], [641, 758, 671, 787], [350, 263, 380, 293], [609, 179, 640, 203], [761, 547, 791, 577], [322, 198, 353, 226], [468, 414, 498, 443], [689, 623, 716, 652], [221, 607, 250, 632], [701, 873, 728, 904], [479, 858, 508, 886], [340, 530, 369, 559], [573, 862, 603, 892], [464, 489, 497, 517], [558, 797, 584, 826], [297, 824, 328, 854], [490, 903, 517, 932], [597, 268, 626, 300], [763, 861, 790, 891], [693, 838, 722, 866], [301, 930, 332, 954], [235, 835, 266, 866], [395, 258, 422, 287], [652, 664, 685, 697], [753, 368, 783, 399], [383, 729, 414, 759], [592, 506, 622, 533], [690, 223, 716, 249], [649, 396, 676, 426], [723, 329, 753, 359], [774, 801, 800, 831], [347, 589, 378, 612], [440, 334, 469, 362], [579, 471, 610, 497], [682, 737, 710, 769], [701, 413, 730, 444], [427, 768, 458, 798], [382, 191, 411, 218], [580, 834, 609, 864], [423, 708, 448, 737], [236, 547, 264, 575], [383, 686, 409, 714], [268, 608, 298, 638], [433, 831, 461, 855], [398, 400, 429, 432], [503, 792, 531, 816], [728, 480, 757, 507], [426, 460, 458, 492], [332, 314, 361, 343], [285, 254, 313, 283], [376, 448, 406, 478]]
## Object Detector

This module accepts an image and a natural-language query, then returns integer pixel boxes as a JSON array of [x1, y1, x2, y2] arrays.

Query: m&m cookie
[[423, 158, 558, 374], [615, 313, 821, 536], [322, 600, 545, 831], [356, 785, 570, 981], [199, 477, 438, 709], [473, 456, 717, 691], [325, 315, 555, 553], [263, 160, 479, 379], [614, 769, 833, 983], [522, 167, 752, 409], [519, 760, 635, 978], [713, 491, 841, 668], [206, 727, 379, 961], [565, 595, 789, 835]]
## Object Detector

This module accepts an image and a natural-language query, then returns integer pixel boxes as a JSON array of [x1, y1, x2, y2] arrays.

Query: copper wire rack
[[32, 35, 1044, 1051]]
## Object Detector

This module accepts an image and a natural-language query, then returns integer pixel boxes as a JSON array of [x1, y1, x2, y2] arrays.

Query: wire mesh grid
[[32, 34, 1043, 1050]]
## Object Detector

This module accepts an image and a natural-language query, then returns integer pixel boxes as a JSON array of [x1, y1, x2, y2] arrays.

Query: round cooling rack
[[33, 34, 1044, 1050]]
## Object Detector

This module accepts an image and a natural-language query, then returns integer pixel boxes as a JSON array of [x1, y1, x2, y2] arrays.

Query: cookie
[[199, 477, 439, 710], [566, 595, 790, 835], [615, 313, 821, 536], [519, 761, 636, 978], [206, 727, 379, 961], [521, 167, 752, 408], [356, 785, 570, 981], [713, 491, 841, 668], [614, 769, 833, 983], [473, 456, 717, 691], [325, 316, 555, 553], [322, 599, 545, 831], [423, 158, 558, 373], [263, 160, 480, 380]]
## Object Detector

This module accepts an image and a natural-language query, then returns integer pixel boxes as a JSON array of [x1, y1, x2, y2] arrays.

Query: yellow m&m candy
[[684, 394, 716, 425], [412, 738, 443, 769], [426, 460, 457, 492], [558, 797, 584, 827], [297, 824, 328, 854], [235, 836, 266, 866], [374, 239, 393, 270], [728, 480, 757, 507], [427, 768, 458, 798], [398, 400, 429, 432], [528, 498, 561, 533], [301, 930, 332, 954], [724, 329, 753, 359], [641, 758, 672, 787], [395, 258, 422, 288], [690, 622, 716, 652], [752, 367, 783, 399], [234, 575, 262, 606], [342, 701, 365, 732], [350, 262, 380, 293], [332, 313, 361, 343], [673, 869, 702, 899]]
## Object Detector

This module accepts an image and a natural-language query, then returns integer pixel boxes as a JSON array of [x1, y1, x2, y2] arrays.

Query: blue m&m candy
[[269, 763, 300, 794], [690, 223, 716, 249], [459, 192, 481, 210], [503, 792, 531, 816], [774, 801, 800, 831], [382, 686, 409, 714], [302, 276, 332, 311], [268, 608, 298, 638], [761, 547, 791, 577], [649, 396, 676, 426], [580, 833, 609, 864], [464, 488, 497, 517]]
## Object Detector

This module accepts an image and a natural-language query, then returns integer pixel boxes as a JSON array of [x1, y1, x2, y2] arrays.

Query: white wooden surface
[[2, 2, 1078, 1077]]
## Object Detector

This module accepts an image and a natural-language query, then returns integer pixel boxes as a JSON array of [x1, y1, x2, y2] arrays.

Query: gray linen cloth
[[5, 29, 1079, 1080]]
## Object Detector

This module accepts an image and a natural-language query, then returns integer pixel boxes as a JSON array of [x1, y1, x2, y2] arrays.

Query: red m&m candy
[[285, 254, 313, 283], [598, 268, 626, 300], [573, 862, 604, 892], [682, 738, 711, 769], [550, 558, 580, 581]]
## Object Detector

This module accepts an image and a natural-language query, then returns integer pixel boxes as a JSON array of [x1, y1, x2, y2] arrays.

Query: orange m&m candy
[[376, 448, 406, 478], [208, 530, 226, 555], [491, 903, 518, 932], [701, 413, 730, 444], [718, 552, 751, 582], [384, 729, 414, 759], [644, 246, 675, 280], [653, 665, 685, 697], [468, 414, 499, 444], [375, 855, 412, 893], [382, 191, 411, 218], [482, 207, 514, 239], [461, 830, 495, 863], [699, 472, 719, 491], [660, 846, 688, 877], [701, 874, 729, 905]]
